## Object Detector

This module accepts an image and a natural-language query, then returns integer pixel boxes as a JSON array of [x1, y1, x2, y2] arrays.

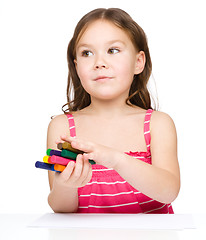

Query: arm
[[61, 111, 180, 204], [114, 111, 180, 203], [47, 115, 92, 213]]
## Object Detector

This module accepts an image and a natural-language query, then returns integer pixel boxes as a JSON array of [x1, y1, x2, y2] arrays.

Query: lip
[[94, 76, 112, 82]]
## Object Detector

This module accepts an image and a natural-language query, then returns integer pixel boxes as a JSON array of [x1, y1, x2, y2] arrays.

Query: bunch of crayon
[[35, 142, 95, 173]]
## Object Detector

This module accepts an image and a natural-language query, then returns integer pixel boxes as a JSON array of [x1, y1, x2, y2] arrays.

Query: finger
[[80, 157, 92, 186], [60, 160, 75, 181], [80, 156, 91, 182], [55, 138, 64, 145], [71, 140, 94, 153], [69, 154, 84, 183], [60, 135, 94, 154], [83, 152, 94, 161], [82, 153, 90, 161], [55, 135, 65, 145], [60, 135, 75, 143]]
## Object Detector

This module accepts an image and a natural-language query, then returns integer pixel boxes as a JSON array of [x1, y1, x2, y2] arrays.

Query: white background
[[0, 0, 205, 214]]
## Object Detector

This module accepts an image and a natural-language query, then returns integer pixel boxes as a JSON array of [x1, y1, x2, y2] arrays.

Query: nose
[[94, 54, 108, 69], [95, 63, 107, 69]]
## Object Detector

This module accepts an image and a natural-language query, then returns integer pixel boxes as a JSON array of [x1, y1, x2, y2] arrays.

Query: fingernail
[[69, 161, 75, 167]]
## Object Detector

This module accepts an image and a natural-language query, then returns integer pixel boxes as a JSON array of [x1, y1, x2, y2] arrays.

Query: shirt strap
[[144, 109, 153, 152], [66, 113, 76, 138]]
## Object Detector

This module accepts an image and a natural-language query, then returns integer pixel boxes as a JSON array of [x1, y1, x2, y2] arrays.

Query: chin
[[94, 93, 124, 101]]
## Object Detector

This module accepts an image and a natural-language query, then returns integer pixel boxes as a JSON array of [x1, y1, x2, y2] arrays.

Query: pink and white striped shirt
[[66, 109, 174, 214]]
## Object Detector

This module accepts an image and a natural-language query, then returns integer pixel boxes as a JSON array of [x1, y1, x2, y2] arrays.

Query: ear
[[74, 59, 80, 76], [74, 59, 77, 68], [134, 51, 146, 75]]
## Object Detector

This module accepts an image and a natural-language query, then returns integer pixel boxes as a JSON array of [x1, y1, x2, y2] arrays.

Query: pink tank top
[[66, 109, 174, 214]]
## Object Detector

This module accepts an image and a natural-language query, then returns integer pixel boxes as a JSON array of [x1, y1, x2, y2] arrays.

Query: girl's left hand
[[59, 135, 122, 169]]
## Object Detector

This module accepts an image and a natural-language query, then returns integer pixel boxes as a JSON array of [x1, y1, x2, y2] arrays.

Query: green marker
[[62, 149, 95, 164], [61, 149, 78, 160]]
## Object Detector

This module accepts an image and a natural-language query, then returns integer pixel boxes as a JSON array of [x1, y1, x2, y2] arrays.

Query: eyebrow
[[76, 40, 126, 50]]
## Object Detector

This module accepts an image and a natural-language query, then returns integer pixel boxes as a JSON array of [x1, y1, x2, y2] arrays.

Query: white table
[[0, 214, 205, 240]]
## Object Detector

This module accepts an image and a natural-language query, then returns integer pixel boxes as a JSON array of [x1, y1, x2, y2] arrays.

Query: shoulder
[[150, 110, 176, 132], [48, 114, 69, 130], [150, 110, 177, 143], [47, 114, 71, 149], [47, 114, 71, 140]]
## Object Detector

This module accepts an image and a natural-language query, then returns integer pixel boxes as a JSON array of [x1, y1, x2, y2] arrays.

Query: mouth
[[94, 76, 113, 82]]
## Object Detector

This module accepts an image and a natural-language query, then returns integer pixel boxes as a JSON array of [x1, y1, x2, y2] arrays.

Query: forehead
[[77, 19, 132, 46]]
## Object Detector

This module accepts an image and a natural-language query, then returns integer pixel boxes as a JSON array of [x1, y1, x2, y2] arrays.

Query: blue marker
[[35, 161, 61, 173]]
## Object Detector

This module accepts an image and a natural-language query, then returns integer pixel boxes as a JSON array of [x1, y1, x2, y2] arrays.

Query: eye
[[108, 48, 120, 54], [81, 50, 93, 57]]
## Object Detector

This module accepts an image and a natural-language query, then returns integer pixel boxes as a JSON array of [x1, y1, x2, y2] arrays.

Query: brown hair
[[62, 8, 154, 113]]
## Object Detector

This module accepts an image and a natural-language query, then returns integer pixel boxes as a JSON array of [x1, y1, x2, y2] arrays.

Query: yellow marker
[[43, 155, 50, 163]]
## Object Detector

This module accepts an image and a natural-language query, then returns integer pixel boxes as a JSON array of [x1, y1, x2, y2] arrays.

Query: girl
[[47, 8, 180, 213]]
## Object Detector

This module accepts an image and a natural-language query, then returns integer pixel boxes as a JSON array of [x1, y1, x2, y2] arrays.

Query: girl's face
[[74, 20, 145, 102]]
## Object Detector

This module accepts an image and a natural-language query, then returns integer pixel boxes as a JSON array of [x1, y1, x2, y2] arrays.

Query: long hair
[[62, 8, 154, 113]]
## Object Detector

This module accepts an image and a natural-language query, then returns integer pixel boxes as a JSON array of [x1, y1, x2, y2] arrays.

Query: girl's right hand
[[53, 154, 92, 189]]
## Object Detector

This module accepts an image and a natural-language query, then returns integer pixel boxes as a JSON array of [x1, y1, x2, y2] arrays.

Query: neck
[[84, 97, 136, 118]]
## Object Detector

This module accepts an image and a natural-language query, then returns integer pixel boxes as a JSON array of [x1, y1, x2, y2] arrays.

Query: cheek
[[76, 63, 92, 92], [76, 62, 90, 81], [115, 61, 135, 82], [114, 54, 136, 77]]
